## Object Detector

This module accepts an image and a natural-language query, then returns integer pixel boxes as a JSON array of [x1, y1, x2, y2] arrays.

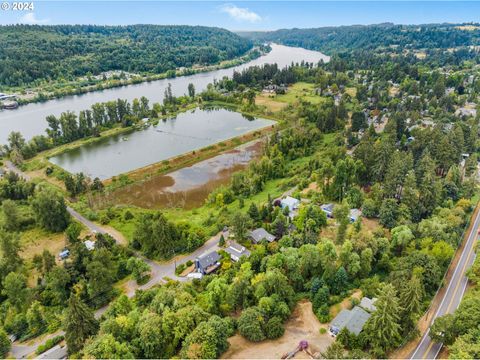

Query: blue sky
[[0, 1, 479, 31]]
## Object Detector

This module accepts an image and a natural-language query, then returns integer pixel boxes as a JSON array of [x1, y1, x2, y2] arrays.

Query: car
[[59, 249, 70, 260]]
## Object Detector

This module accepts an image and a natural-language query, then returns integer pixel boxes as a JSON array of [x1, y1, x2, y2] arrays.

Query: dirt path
[[222, 300, 333, 359]]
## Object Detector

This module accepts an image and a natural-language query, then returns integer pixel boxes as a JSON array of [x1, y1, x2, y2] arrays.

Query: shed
[[249, 228, 276, 244], [84, 240, 95, 251], [195, 251, 220, 275]]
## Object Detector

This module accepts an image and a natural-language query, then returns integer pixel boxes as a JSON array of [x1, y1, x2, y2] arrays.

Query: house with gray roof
[[195, 251, 220, 275], [359, 297, 377, 313], [225, 242, 251, 262], [249, 228, 276, 244], [329, 305, 372, 337]]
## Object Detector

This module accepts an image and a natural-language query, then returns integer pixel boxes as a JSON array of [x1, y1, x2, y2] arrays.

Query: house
[[321, 203, 335, 218], [359, 297, 377, 313], [84, 240, 95, 251], [59, 249, 70, 260], [280, 196, 300, 211], [249, 228, 276, 244], [225, 242, 251, 262], [195, 251, 221, 275], [349, 209, 362, 223], [329, 306, 372, 337]]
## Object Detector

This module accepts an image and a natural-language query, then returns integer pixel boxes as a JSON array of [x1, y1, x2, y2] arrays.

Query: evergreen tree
[[365, 283, 402, 355], [64, 290, 98, 355]]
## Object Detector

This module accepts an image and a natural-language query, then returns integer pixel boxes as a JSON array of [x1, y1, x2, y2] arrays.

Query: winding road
[[410, 205, 479, 359], [4, 161, 223, 359]]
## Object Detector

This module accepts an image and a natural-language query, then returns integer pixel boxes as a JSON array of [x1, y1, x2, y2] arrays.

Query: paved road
[[5, 161, 223, 359], [410, 207, 480, 359]]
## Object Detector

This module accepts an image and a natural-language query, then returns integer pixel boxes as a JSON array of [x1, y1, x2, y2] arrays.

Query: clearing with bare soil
[[222, 300, 334, 359]]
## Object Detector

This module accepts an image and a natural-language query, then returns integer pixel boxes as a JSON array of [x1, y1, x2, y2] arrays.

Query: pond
[[49, 108, 275, 180], [98, 140, 264, 210]]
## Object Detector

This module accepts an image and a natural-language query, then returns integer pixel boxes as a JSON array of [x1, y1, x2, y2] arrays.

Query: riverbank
[[2, 46, 267, 108]]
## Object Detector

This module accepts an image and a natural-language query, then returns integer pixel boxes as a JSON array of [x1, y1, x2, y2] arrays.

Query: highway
[[410, 205, 479, 359]]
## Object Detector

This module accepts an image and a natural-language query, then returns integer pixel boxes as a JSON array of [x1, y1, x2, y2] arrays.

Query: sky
[[0, 1, 479, 31]]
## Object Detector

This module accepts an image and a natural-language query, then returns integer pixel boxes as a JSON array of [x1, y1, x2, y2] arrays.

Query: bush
[[265, 317, 285, 339], [0, 328, 10, 358], [124, 210, 134, 220], [315, 305, 331, 323], [36, 335, 64, 355], [319, 328, 327, 335], [361, 198, 377, 218]]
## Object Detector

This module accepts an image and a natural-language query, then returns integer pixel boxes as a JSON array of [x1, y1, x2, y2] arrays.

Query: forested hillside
[[0, 25, 253, 86], [241, 23, 480, 53]]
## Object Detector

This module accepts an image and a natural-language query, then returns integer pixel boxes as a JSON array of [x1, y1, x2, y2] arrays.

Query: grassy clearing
[[276, 82, 324, 105]]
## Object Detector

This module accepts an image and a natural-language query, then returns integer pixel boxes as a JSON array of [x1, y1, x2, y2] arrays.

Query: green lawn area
[[275, 82, 324, 105]]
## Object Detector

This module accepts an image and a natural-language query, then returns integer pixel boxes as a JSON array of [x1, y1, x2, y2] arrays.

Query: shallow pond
[[49, 108, 274, 180]]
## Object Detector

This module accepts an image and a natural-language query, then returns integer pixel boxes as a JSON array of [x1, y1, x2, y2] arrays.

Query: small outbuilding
[[249, 228, 276, 244], [84, 240, 95, 251]]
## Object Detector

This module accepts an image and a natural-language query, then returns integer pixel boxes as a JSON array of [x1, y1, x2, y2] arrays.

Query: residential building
[[280, 196, 300, 211], [249, 228, 276, 244], [195, 251, 221, 275], [225, 242, 251, 262], [329, 306, 371, 337]]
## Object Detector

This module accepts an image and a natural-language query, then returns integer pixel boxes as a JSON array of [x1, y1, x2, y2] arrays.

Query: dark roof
[[249, 228, 276, 243], [196, 251, 220, 269]]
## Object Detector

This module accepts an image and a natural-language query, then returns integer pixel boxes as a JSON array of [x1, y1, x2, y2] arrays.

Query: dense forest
[[0, 25, 253, 87], [242, 23, 480, 53]]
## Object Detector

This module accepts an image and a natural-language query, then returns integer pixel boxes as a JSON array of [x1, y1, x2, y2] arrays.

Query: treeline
[[247, 23, 480, 53], [3, 88, 198, 164], [430, 255, 480, 358], [0, 25, 253, 87]]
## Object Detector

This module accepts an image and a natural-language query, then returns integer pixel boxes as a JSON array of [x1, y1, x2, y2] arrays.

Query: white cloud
[[220, 4, 262, 23], [19, 13, 49, 25]]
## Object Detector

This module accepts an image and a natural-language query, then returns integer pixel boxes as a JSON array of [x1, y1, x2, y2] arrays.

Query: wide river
[[0, 44, 328, 144], [49, 108, 275, 180]]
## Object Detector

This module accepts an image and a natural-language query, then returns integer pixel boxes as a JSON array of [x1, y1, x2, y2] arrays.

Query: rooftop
[[197, 251, 220, 269], [330, 305, 372, 336], [249, 228, 276, 243]]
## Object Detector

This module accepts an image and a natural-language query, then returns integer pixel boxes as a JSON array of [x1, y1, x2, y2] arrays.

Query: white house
[[280, 196, 300, 211]]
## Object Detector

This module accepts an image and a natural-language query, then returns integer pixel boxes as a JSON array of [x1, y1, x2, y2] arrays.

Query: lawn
[[275, 82, 324, 105]]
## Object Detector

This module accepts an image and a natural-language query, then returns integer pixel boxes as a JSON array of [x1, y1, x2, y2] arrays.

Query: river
[[0, 44, 328, 144]]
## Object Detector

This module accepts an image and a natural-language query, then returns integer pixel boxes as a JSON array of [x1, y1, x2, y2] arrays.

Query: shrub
[[265, 317, 285, 339], [36, 335, 64, 355], [319, 328, 327, 335], [0, 328, 10, 358]]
